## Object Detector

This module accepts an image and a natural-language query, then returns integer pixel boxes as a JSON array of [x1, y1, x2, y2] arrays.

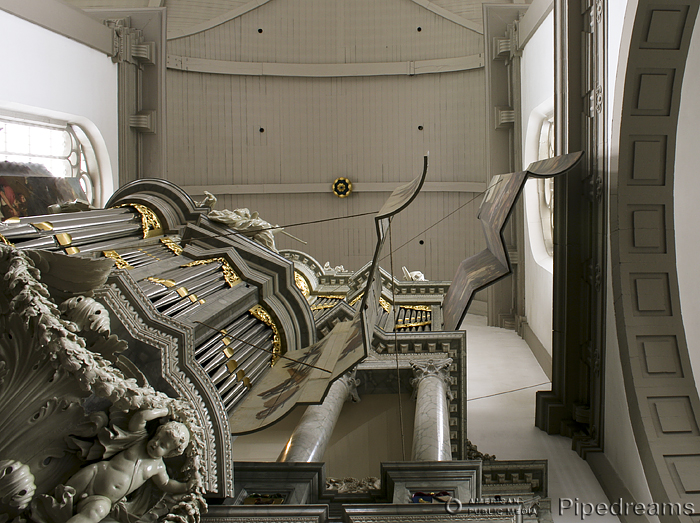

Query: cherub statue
[[64, 407, 190, 523]]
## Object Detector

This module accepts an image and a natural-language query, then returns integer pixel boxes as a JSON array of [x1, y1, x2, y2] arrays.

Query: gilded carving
[[348, 293, 364, 306], [249, 305, 283, 362], [294, 271, 310, 297], [102, 250, 133, 270], [181, 258, 241, 287], [160, 237, 183, 255], [147, 276, 177, 288], [379, 297, 391, 313], [400, 304, 431, 311], [396, 320, 432, 329], [114, 203, 163, 238]]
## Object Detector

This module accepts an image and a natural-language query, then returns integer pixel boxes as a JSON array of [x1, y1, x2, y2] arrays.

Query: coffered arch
[[611, 0, 700, 517]]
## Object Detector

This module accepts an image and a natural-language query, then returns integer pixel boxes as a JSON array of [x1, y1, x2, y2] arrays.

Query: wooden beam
[[167, 54, 484, 77], [0, 0, 114, 55], [168, 0, 482, 39], [517, 0, 554, 49], [180, 182, 487, 196], [167, 0, 274, 39], [407, 0, 483, 34]]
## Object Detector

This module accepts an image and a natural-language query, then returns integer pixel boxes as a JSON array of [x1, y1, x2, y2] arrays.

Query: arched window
[[0, 115, 96, 204], [536, 115, 555, 256]]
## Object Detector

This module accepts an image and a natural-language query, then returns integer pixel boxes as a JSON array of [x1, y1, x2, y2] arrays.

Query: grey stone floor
[[461, 314, 619, 523]]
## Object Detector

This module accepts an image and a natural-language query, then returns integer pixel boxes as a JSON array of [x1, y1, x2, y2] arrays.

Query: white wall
[[520, 9, 555, 355], [603, 0, 658, 514], [0, 8, 119, 205]]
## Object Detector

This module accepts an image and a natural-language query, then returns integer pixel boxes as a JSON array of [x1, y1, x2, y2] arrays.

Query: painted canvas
[[442, 151, 583, 331]]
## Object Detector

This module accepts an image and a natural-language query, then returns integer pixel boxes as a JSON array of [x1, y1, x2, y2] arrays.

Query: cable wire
[[467, 381, 550, 402], [388, 218, 407, 461]]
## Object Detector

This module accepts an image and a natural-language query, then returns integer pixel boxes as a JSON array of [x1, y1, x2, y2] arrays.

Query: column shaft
[[277, 372, 359, 462], [410, 359, 453, 461]]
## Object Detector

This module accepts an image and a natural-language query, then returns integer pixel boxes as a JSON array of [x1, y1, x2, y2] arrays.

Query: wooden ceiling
[[68, 0, 519, 283]]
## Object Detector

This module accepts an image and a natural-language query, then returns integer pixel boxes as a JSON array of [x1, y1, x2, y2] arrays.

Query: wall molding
[[535, 0, 607, 458], [166, 54, 484, 78], [521, 321, 552, 380]]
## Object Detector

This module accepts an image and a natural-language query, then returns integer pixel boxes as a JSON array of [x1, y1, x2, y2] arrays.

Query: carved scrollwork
[[0, 244, 208, 522], [96, 283, 223, 494], [326, 476, 380, 493], [379, 297, 391, 313], [60, 296, 111, 338], [0, 460, 36, 519]]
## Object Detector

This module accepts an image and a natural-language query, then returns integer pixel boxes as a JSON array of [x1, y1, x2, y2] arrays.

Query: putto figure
[[64, 407, 190, 523]]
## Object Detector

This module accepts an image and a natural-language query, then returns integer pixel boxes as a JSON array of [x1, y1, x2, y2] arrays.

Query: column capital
[[410, 358, 453, 400], [338, 368, 361, 403]]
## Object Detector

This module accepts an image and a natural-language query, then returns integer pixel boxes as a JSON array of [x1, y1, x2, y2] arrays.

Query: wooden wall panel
[[67, 0, 148, 7], [167, 0, 483, 62], [211, 191, 486, 282], [431, 0, 507, 25], [164, 0, 248, 36], [165, 70, 486, 188]]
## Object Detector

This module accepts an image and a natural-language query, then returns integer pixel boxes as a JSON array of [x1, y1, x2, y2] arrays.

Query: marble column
[[277, 370, 360, 462], [410, 358, 453, 461]]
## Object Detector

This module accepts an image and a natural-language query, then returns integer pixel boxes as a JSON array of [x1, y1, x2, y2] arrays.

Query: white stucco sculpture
[[195, 191, 217, 209], [208, 208, 281, 252], [64, 408, 191, 523], [323, 261, 346, 273], [402, 266, 426, 281]]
